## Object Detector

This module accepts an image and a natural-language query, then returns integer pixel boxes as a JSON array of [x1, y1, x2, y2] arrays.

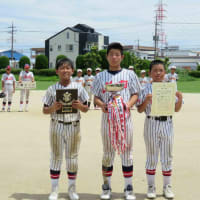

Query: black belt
[[147, 116, 172, 121], [52, 119, 79, 125]]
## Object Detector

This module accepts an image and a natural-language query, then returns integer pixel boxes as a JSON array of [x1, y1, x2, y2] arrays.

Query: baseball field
[[0, 91, 199, 200]]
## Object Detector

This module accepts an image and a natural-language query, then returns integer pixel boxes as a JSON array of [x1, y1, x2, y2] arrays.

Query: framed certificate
[[16, 81, 36, 89], [151, 82, 176, 116], [56, 89, 78, 114]]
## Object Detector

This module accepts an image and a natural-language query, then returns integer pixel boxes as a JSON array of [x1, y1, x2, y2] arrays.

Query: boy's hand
[[100, 103, 108, 113], [52, 101, 62, 112], [72, 100, 82, 110], [176, 91, 182, 100], [145, 94, 152, 104]]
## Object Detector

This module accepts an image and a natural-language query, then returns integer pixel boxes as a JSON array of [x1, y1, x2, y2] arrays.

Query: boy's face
[[107, 49, 124, 68], [56, 63, 73, 81], [77, 71, 82, 77], [141, 73, 145, 78], [171, 69, 176, 74], [87, 70, 92, 75], [6, 69, 11, 74], [150, 64, 165, 82]]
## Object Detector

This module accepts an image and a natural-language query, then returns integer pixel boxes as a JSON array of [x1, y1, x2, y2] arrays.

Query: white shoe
[[7, 107, 10, 112], [2, 107, 5, 112], [100, 184, 111, 200], [124, 185, 136, 200], [163, 184, 174, 199], [68, 184, 79, 200], [48, 191, 58, 200], [147, 185, 156, 199], [19, 107, 23, 112]]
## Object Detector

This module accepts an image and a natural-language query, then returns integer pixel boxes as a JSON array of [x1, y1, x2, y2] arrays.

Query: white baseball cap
[[77, 69, 82, 72], [87, 68, 92, 71], [170, 65, 176, 69], [141, 70, 146, 73], [96, 67, 101, 71], [129, 65, 134, 69]]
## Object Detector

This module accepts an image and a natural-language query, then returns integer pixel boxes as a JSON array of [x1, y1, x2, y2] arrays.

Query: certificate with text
[[151, 82, 176, 116]]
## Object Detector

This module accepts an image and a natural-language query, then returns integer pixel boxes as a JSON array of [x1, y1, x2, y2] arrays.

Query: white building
[[45, 24, 109, 68]]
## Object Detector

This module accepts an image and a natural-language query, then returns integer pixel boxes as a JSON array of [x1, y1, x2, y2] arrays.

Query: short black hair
[[56, 58, 74, 70], [107, 42, 123, 55], [149, 60, 165, 72]]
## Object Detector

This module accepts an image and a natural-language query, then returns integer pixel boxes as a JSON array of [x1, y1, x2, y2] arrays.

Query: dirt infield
[[1, 91, 199, 200]]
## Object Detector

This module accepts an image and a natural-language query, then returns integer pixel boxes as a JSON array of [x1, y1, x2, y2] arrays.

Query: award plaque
[[56, 89, 78, 114]]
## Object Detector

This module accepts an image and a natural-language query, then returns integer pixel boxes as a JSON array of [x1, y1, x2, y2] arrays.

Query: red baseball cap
[[6, 66, 11, 70], [24, 64, 30, 69]]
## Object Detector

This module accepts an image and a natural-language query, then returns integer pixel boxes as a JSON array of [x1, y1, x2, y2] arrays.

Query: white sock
[[146, 174, 155, 186], [51, 179, 59, 192], [124, 177, 133, 188], [163, 176, 171, 187], [68, 179, 76, 187], [20, 104, 23, 110], [25, 104, 28, 110]]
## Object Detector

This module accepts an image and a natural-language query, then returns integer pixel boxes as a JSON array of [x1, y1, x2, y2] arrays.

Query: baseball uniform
[[43, 81, 88, 182], [73, 76, 85, 86], [91, 69, 141, 186], [84, 74, 94, 107], [139, 77, 149, 89], [1, 73, 16, 111], [19, 70, 34, 111]]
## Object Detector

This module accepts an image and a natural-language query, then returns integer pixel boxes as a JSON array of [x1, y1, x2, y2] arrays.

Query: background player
[[139, 70, 149, 89], [137, 60, 182, 199], [167, 66, 178, 83], [73, 69, 85, 87], [19, 64, 34, 112], [43, 58, 89, 200], [1, 66, 16, 112], [84, 68, 94, 108], [92, 42, 141, 200]]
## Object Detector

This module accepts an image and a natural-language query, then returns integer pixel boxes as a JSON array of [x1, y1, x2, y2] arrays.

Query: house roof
[[0, 50, 25, 60]]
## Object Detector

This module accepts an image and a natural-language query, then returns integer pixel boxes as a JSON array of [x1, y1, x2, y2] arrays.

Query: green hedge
[[189, 71, 200, 78]]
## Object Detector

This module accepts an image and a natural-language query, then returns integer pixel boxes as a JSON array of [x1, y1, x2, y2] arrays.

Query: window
[[50, 62, 53, 68], [67, 32, 70, 39], [58, 45, 61, 51], [66, 44, 73, 52], [50, 45, 53, 51]]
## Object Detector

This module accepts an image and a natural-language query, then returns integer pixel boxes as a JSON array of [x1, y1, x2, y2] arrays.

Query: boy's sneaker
[[2, 107, 5, 112], [163, 184, 174, 199], [48, 191, 58, 200], [68, 184, 79, 200], [124, 184, 136, 200], [7, 107, 10, 112], [100, 183, 111, 200], [147, 185, 156, 199]]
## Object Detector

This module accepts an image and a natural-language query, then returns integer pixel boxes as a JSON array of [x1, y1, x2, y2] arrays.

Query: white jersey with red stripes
[[19, 71, 34, 81], [1, 73, 16, 85], [73, 76, 85, 86]]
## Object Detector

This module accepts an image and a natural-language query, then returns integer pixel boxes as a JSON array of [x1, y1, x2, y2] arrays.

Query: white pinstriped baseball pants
[[49, 120, 81, 172], [101, 114, 134, 167], [144, 117, 174, 172], [3, 85, 13, 102], [20, 89, 30, 102]]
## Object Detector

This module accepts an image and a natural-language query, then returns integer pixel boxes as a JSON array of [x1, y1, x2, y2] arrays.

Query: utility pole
[[154, 15, 159, 59], [8, 22, 17, 62]]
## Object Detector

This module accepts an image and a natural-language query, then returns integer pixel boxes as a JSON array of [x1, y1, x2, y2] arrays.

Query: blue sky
[[0, 0, 200, 56]]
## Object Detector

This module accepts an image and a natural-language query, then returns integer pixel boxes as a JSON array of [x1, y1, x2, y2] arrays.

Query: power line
[[8, 22, 17, 61]]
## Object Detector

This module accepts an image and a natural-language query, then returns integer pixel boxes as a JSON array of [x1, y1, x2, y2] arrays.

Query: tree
[[0, 56, 9, 69], [19, 56, 30, 68], [99, 49, 109, 69], [121, 51, 132, 68], [35, 55, 48, 69], [56, 55, 67, 63], [83, 46, 102, 70], [76, 55, 85, 69]]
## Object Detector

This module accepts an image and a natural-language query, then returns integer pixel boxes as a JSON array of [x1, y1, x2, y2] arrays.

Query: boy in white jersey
[[73, 69, 85, 87], [19, 64, 34, 112], [92, 43, 141, 200], [43, 58, 89, 200], [167, 66, 178, 83], [139, 70, 149, 89], [137, 60, 182, 199], [1, 66, 16, 112], [84, 68, 94, 108]]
